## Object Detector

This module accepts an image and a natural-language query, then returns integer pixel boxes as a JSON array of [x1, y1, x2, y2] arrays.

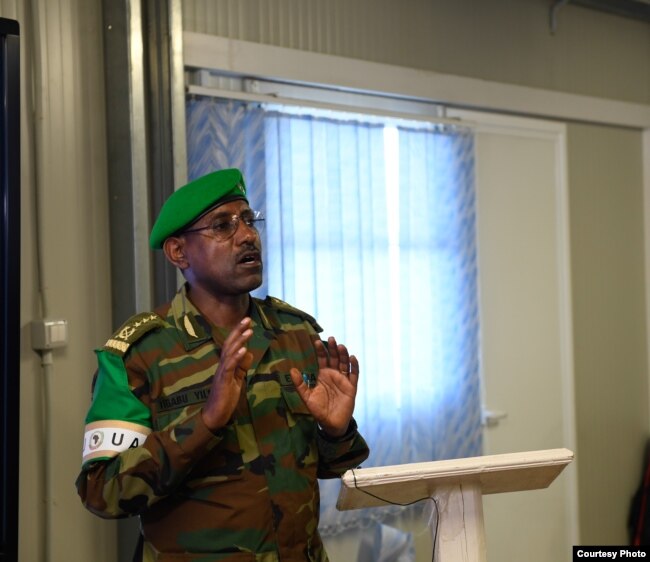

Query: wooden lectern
[[336, 448, 574, 561]]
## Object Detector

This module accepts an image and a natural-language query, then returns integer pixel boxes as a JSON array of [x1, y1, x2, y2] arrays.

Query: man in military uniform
[[76, 168, 370, 562]]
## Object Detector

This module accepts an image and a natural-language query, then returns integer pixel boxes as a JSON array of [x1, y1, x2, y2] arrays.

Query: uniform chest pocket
[[154, 405, 244, 487], [279, 382, 318, 467], [185, 422, 244, 488], [280, 385, 311, 416]]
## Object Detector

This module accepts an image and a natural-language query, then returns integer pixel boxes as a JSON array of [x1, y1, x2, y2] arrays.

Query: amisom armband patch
[[82, 351, 153, 467], [103, 312, 165, 356], [82, 420, 152, 465]]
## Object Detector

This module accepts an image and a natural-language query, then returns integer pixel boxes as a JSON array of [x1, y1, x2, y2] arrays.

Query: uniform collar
[[169, 285, 276, 352], [169, 285, 213, 351]]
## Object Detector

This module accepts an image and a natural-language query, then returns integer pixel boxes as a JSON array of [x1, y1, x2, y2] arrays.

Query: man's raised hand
[[202, 317, 254, 432], [290, 337, 359, 438]]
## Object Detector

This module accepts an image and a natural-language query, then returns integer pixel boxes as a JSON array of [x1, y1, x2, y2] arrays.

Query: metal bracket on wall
[[550, 0, 570, 34]]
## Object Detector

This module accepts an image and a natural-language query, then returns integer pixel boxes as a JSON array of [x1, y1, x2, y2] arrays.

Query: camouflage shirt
[[76, 286, 369, 562]]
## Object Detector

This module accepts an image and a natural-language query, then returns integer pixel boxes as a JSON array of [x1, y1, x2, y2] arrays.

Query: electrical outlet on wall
[[31, 319, 69, 351]]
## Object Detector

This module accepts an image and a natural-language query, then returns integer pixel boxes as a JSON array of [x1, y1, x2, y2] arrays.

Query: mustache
[[235, 243, 262, 260]]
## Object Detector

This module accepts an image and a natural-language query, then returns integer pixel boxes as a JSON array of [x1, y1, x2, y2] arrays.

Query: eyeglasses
[[181, 210, 265, 241]]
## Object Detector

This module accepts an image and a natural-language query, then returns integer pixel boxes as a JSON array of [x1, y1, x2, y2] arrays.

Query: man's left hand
[[290, 337, 359, 438]]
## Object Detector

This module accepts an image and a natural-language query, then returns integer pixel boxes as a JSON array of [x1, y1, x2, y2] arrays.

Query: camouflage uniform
[[76, 286, 369, 562]]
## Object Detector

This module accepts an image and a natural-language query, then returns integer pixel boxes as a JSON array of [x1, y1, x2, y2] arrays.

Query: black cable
[[350, 468, 440, 561]]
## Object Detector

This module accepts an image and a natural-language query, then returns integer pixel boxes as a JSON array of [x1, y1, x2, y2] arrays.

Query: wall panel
[[181, 0, 650, 105], [568, 124, 648, 543], [0, 0, 115, 560]]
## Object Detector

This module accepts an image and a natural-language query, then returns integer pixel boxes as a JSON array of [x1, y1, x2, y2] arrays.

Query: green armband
[[82, 351, 152, 466]]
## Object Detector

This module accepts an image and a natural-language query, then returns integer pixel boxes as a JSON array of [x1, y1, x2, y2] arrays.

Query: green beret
[[149, 168, 248, 249]]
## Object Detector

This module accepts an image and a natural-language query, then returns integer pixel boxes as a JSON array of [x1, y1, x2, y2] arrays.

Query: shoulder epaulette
[[264, 296, 323, 332], [103, 312, 166, 356]]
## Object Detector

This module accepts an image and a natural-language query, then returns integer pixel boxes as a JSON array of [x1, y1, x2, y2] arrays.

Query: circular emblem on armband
[[88, 430, 104, 451]]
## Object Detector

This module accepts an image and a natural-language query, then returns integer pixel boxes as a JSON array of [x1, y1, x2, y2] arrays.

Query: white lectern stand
[[337, 448, 573, 561]]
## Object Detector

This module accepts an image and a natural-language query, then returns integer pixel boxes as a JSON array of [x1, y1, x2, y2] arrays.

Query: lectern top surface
[[337, 448, 573, 511]]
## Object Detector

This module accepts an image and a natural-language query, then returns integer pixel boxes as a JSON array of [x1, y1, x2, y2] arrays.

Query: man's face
[[178, 199, 263, 298]]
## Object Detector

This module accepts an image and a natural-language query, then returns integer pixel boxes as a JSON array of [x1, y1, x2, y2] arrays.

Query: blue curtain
[[186, 97, 482, 534]]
